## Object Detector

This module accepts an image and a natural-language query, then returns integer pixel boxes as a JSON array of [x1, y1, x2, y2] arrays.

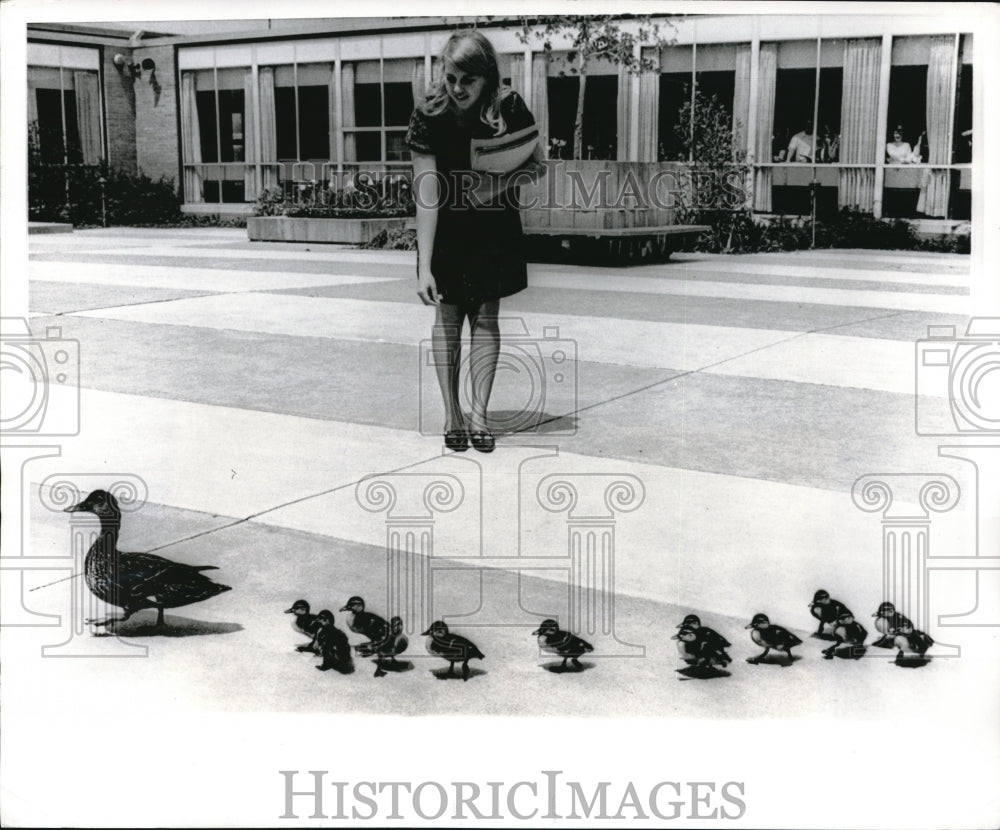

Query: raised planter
[[247, 216, 412, 244]]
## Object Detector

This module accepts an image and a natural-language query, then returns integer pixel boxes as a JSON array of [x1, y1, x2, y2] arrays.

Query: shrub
[[362, 228, 417, 250], [252, 175, 415, 219]]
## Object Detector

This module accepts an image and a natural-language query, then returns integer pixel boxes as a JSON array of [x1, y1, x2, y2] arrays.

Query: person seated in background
[[886, 126, 924, 163], [786, 120, 814, 162]]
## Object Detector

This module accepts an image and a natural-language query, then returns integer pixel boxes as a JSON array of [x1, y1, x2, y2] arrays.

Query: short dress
[[405, 90, 535, 308]]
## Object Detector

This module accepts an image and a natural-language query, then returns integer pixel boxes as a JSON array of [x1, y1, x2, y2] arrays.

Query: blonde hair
[[420, 30, 507, 135]]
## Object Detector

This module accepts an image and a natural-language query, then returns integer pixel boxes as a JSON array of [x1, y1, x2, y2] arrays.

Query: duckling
[[357, 615, 409, 677], [676, 615, 732, 659], [809, 590, 852, 638], [673, 625, 732, 669], [64, 489, 231, 630], [872, 601, 913, 648], [315, 610, 353, 673], [531, 619, 594, 671], [422, 620, 484, 680], [286, 599, 321, 652], [892, 620, 934, 665], [745, 613, 802, 665], [822, 611, 867, 659], [339, 596, 390, 649]]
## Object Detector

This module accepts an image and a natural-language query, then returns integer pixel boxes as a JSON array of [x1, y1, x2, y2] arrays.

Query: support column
[[38, 474, 149, 657], [537, 473, 646, 657], [853, 473, 960, 655], [356, 472, 463, 636]]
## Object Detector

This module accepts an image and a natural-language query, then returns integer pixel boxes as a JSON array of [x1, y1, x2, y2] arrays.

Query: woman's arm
[[412, 152, 441, 306]]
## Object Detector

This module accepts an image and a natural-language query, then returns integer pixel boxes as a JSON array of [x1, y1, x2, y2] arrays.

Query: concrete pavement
[[5, 228, 998, 827]]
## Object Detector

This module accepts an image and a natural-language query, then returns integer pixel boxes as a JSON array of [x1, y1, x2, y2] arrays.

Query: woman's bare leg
[[433, 303, 467, 434], [467, 300, 501, 436]]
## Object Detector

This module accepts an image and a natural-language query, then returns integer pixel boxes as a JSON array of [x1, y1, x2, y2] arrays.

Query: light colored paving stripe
[[22, 386, 973, 628], [68, 292, 800, 369], [33, 244, 970, 290], [28, 260, 397, 292], [750, 249, 971, 267], [68, 293, 927, 395], [671, 258, 970, 286], [540, 261, 970, 289], [700, 332, 919, 395], [528, 270, 967, 313]]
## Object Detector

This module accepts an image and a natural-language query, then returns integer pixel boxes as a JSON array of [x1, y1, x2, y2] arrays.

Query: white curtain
[[411, 59, 426, 105], [531, 53, 549, 152], [616, 64, 632, 161], [258, 67, 278, 191], [838, 39, 881, 211], [73, 71, 102, 165], [733, 45, 751, 162], [180, 73, 203, 203], [638, 47, 659, 162], [341, 62, 357, 164], [917, 35, 955, 217], [509, 54, 524, 97], [753, 43, 776, 212], [243, 70, 259, 200]]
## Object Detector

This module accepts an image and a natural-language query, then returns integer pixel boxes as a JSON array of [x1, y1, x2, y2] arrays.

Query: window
[[193, 67, 247, 203], [658, 45, 693, 161], [28, 65, 101, 165], [346, 58, 415, 169], [272, 64, 331, 163], [547, 53, 618, 159]]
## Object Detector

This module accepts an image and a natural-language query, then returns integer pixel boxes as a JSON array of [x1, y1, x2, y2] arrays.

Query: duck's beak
[[339, 606, 349, 612], [63, 501, 84, 513], [421, 627, 432, 636], [531, 628, 541, 636], [284, 608, 294, 614], [671, 633, 679, 640], [745, 622, 754, 629]]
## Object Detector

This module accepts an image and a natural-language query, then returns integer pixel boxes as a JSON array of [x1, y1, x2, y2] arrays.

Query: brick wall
[[132, 44, 181, 191], [102, 46, 137, 174]]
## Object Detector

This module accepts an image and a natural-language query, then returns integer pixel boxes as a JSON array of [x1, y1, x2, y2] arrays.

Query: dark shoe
[[470, 431, 495, 453], [444, 429, 469, 451]]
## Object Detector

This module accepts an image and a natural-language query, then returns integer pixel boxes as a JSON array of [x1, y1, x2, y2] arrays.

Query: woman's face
[[893, 130, 902, 142], [444, 60, 486, 112]]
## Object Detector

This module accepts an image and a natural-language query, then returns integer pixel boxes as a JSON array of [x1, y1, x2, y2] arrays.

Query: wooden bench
[[523, 223, 711, 265]]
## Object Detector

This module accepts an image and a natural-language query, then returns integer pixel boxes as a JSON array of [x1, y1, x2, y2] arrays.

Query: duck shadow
[[894, 655, 932, 669], [746, 653, 803, 667], [372, 660, 415, 675], [430, 666, 487, 681], [316, 662, 356, 675], [98, 614, 243, 638], [824, 646, 868, 660], [483, 410, 580, 436], [541, 661, 595, 674], [676, 665, 732, 680]]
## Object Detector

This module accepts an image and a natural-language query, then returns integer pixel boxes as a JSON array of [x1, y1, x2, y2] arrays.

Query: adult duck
[[65, 489, 231, 630]]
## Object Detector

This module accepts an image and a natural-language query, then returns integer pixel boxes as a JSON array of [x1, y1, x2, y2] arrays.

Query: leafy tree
[[517, 15, 675, 160]]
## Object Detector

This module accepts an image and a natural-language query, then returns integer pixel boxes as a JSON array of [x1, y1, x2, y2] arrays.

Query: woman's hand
[[417, 271, 440, 306]]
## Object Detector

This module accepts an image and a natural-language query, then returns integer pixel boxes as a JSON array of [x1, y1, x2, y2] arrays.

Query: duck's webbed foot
[[86, 609, 132, 627]]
